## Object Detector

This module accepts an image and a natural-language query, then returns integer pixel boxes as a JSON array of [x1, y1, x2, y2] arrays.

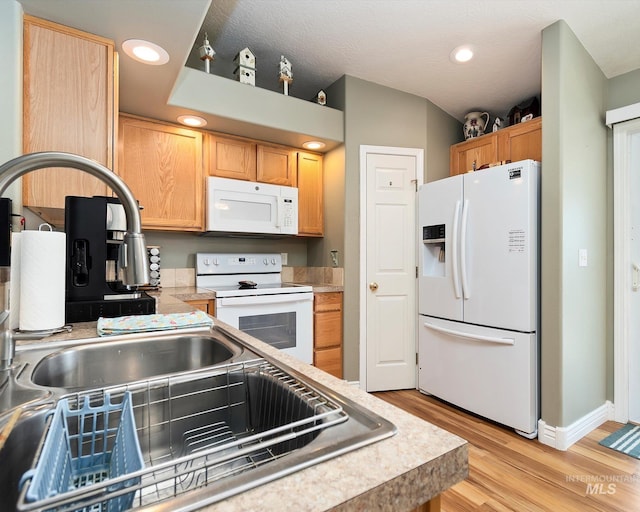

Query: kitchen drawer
[[314, 292, 342, 312], [314, 347, 342, 379], [314, 310, 342, 348]]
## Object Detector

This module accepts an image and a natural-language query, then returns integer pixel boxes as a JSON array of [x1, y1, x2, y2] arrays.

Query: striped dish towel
[[97, 310, 213, 336]]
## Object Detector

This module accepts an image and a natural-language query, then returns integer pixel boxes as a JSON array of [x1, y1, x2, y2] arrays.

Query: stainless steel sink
[[0, 405, 51, 510], [28, 333, 243, 390], [1, 327, 396, 511]]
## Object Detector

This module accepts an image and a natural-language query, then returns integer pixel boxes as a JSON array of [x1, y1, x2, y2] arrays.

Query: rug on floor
[[599, 423, 640, 459]]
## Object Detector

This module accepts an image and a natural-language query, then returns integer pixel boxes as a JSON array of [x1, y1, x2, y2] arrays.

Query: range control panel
[[196, 253, 282, 275]]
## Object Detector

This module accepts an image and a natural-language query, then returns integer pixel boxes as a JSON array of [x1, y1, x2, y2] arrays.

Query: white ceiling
[[18, 0, 640, 131]]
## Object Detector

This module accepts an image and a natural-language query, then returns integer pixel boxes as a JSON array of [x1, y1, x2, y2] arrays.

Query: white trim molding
[[606, 102, 640, 127], [537, 402, 613, 451]]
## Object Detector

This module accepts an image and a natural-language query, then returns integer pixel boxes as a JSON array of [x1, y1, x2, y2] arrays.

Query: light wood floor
[[375, 390, 640, 511]]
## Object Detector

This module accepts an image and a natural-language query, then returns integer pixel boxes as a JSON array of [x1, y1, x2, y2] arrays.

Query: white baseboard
[[538, 401, 613, 450]]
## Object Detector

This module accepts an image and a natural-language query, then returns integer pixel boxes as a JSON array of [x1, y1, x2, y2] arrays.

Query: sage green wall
[[306, 77, 348, 268], [143, 232, 309, 269], [426, 101, 462, 183], [541, 20, 608, 427], [607, 69, 640, 110], [331, 75, 459, 381], [0, 0, 23, 206]]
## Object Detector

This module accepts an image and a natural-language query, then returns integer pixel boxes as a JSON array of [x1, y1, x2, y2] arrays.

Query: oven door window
[[239, 311, 296, 350]]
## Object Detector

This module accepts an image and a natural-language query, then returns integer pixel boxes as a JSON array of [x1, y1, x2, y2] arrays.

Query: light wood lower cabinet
[[313, 292, 342, 378], [22, 15, 116, 218], [185, 298, 215, 316], [118, 115, 204, 231]]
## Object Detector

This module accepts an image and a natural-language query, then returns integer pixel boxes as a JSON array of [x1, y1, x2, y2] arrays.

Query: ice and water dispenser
[[421, 224, 446, 277]]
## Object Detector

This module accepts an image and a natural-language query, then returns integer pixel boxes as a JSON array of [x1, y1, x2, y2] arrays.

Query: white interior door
[[629, 123, 640, 423], [613, 116, 640, 424], [361, 147, 422, 392]]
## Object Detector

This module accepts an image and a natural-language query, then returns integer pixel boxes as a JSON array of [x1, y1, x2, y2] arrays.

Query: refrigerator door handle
[[451, 200, 462, 299], [460, 199, 470, 299], [423, 321, 515, 345]]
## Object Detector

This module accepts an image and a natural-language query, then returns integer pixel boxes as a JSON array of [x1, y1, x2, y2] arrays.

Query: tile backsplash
[[161, 268, 195, 288], [282, 266, 344, 286]]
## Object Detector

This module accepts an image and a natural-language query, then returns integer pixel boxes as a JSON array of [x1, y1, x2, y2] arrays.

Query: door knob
[[369, 282, 379, 292]]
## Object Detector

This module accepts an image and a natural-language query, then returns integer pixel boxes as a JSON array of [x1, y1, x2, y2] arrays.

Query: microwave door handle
[[276, 196, 283, 228]]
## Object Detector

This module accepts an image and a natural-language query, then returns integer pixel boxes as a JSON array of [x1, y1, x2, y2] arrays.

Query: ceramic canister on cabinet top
[[463, 111, 490, 140]]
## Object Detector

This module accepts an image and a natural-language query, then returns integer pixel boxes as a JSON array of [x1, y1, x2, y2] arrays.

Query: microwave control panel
[[282, 198, 295, 228]]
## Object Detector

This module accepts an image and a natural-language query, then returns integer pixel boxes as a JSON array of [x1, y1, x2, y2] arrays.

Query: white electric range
[[195, 253, 313, 363]]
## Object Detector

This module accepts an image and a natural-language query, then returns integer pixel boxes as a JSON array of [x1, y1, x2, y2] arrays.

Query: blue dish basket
[[19, 392, 144, 512]]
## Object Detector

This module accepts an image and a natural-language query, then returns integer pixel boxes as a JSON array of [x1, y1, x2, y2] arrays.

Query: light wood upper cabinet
[[257, 144, 297, 186], [207, 136, 297, 186], [450, 117, 541, 175], [118, 115, 204, 231], [496, 117, 542, 164], [297, 151, 323, 236], [206, 134, 256, 181], [449, 134, 498, 176], [22, 15, 116, 213]]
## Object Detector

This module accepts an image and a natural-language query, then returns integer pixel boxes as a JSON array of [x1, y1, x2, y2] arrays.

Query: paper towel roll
[[19, 228, 66, 331], [9, 232, 21, 330]]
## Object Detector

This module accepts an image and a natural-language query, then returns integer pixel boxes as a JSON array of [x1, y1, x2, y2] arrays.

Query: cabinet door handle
[[633, 262, 640, 291], [369, 282, 379, 292]]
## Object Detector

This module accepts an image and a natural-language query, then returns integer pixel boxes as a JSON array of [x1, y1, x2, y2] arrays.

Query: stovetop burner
[[238, 280, 257, 289]]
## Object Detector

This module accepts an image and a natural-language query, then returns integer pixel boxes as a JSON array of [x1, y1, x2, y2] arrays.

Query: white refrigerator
[[417, 159, 540, 437]]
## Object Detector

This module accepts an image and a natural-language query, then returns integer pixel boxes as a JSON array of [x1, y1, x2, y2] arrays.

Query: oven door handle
[[217, 293, 313, 307]]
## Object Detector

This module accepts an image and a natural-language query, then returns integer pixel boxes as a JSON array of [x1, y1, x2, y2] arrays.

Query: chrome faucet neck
[[0, 151, 151, 370]]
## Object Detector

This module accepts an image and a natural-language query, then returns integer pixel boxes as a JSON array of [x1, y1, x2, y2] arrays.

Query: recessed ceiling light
[[302, 141, 325, 150], [450, 45, 474, 64], [177, 115, 207, 127], [122, 39, 169, 65]]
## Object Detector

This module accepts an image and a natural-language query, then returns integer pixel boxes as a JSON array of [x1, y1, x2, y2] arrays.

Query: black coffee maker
[[65, 196, 155, 323]]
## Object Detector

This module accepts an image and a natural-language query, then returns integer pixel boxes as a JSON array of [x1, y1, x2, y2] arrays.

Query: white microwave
[[206, 177, 298, 235]]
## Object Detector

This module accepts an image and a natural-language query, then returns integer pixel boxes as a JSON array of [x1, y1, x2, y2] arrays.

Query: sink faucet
[[0, 151, 150, 370]]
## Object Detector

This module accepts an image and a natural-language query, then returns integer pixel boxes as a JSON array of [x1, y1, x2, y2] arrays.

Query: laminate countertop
[[14, 287, 468, 511]]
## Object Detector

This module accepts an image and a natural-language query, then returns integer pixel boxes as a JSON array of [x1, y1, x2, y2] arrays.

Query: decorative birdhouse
[[278, 55, 293, 95], [198, 33, 215, 74], [233, 47, 256, 86], [315, 90, 327, 106]]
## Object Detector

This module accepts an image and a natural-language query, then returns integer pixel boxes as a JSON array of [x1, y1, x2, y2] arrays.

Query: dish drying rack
[[18, 358, 349, 511]]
